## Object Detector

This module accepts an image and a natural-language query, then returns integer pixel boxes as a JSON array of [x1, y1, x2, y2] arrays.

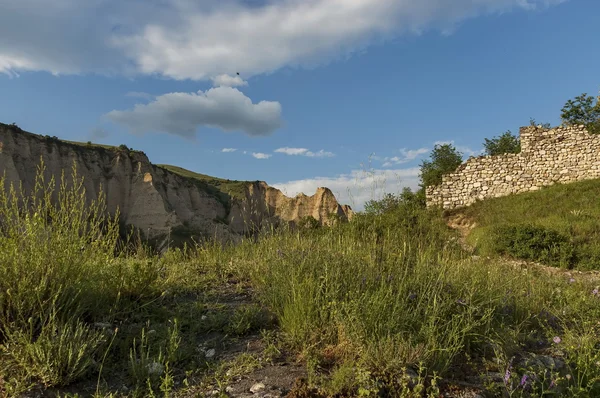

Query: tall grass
[[0, 161, 165, 393], [457, 178, 600, 270], [1, 162, 600, 396], [221, 199, 600, 395]]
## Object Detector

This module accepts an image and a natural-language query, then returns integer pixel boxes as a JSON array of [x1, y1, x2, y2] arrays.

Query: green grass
[[2, 162, 600, 396], [453, 178, 600, 269], [157, 164, 251, 201]]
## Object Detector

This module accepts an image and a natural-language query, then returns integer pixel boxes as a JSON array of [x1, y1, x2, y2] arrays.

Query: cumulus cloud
[[211, 74, 248, 87], [252, 152, 271, 159], [0, 0, 566, 79], [382, 147, 429, 167], [105, 86, 282, 137], [221, 148, 237, 153], [274, 147, 335, 158], [272, 167, 421, 211]]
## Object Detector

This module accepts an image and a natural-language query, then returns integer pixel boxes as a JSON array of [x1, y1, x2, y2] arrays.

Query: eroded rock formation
[[0, 123, 353, 244]]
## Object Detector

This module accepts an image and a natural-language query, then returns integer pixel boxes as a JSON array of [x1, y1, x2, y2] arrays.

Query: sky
[[1, 0, 598, 210]]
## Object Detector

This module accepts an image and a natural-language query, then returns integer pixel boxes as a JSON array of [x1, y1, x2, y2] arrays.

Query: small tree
[[560, 90, 600, 134], [419, 144, 463, 188], [483, 131, 521, 156], [364, 187, 425, 216]]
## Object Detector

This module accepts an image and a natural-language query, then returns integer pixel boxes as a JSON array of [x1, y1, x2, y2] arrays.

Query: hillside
[[448, 177, 600, 270], [0, 122, 353, 246]]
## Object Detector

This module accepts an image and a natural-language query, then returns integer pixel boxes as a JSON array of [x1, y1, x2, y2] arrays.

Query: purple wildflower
[[553, 336, 562, 344], [504, 369, 511, 385], [520, 374, 528, 387], [569, 278, 576, 284], [593, 288, 599, 296], [549, 380, 556, 389]]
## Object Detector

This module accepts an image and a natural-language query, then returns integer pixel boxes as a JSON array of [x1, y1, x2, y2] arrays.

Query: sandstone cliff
[[0, 123, 353, 244]]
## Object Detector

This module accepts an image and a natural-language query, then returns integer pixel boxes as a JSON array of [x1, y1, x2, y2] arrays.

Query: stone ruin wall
[[426, 125, 600, 209]]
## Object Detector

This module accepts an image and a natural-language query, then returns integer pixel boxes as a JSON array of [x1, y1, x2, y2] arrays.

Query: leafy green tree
[[483, 131, 521, 156], [560, 90, 600, 134], [419, 144, 463, 188], [364, 187, 425, 216]]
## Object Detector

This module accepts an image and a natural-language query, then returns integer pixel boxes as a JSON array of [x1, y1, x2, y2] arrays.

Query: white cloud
[[382, 147, 429, 167], [0, 0, 566, 79], [252, 152, 271, 159], [222, 148, 237, 153], [275, 147, 335, 158], [211, 74, 248, 87], [105, 86, 282, 137], [272, 167, 421, 211]]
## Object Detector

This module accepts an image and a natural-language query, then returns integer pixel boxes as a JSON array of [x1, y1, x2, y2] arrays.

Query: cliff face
[[0, 123, 353, 243]]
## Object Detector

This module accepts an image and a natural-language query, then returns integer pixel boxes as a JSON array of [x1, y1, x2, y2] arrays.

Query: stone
[[0, 123, 353, 246], [250, 382, 266, 393], [426, 124, 600, 209]]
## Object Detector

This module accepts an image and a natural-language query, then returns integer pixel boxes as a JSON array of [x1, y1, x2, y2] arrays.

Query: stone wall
[[426, 125, 600, 209]]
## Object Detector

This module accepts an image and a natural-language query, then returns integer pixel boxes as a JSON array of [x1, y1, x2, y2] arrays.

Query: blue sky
[[1, 0, 598, 209]]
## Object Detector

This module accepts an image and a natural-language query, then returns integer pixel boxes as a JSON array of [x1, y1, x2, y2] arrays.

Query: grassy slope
[[157, 164, 250, 201], [2, 167, 600, 397], [451, 178, 600, 269]]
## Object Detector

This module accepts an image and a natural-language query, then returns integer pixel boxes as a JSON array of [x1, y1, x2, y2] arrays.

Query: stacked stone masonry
[[426, 125, 600, 209]]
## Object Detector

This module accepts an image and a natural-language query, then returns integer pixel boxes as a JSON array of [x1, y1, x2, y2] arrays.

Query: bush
[[420, 144, 463, 188], [483, 131, 520, 156], [490, 224, 575, 268], [560, 90, 600, 134]]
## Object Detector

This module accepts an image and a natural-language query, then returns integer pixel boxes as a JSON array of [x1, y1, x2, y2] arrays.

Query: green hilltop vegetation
[[156, 164, 251, 202], [0, 90, 600, 397], [454, 178, 600, 270]]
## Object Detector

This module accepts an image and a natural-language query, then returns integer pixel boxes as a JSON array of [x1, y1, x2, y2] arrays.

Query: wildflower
[[566, 374, 572, 381], [553, 336, 562, 344], [504, 369, 511, 385], [456, 298, 467, 306], [569, 278, 575, 284], [549, 379, 556, 389], [520, 374, 528, 387], [593, 288, 599, 296]]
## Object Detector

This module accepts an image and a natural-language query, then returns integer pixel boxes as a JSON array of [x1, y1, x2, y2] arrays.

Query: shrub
[[561, 89, 600, 134], [489, 224, 575, 268], [483, 131, 520, 156]]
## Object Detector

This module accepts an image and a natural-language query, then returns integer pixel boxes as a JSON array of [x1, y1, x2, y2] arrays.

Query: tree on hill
[[483, 131, 521, 156], [419, 143, 463, 189], [364, 187, 425, 215], [561, 90, 600, 134]]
